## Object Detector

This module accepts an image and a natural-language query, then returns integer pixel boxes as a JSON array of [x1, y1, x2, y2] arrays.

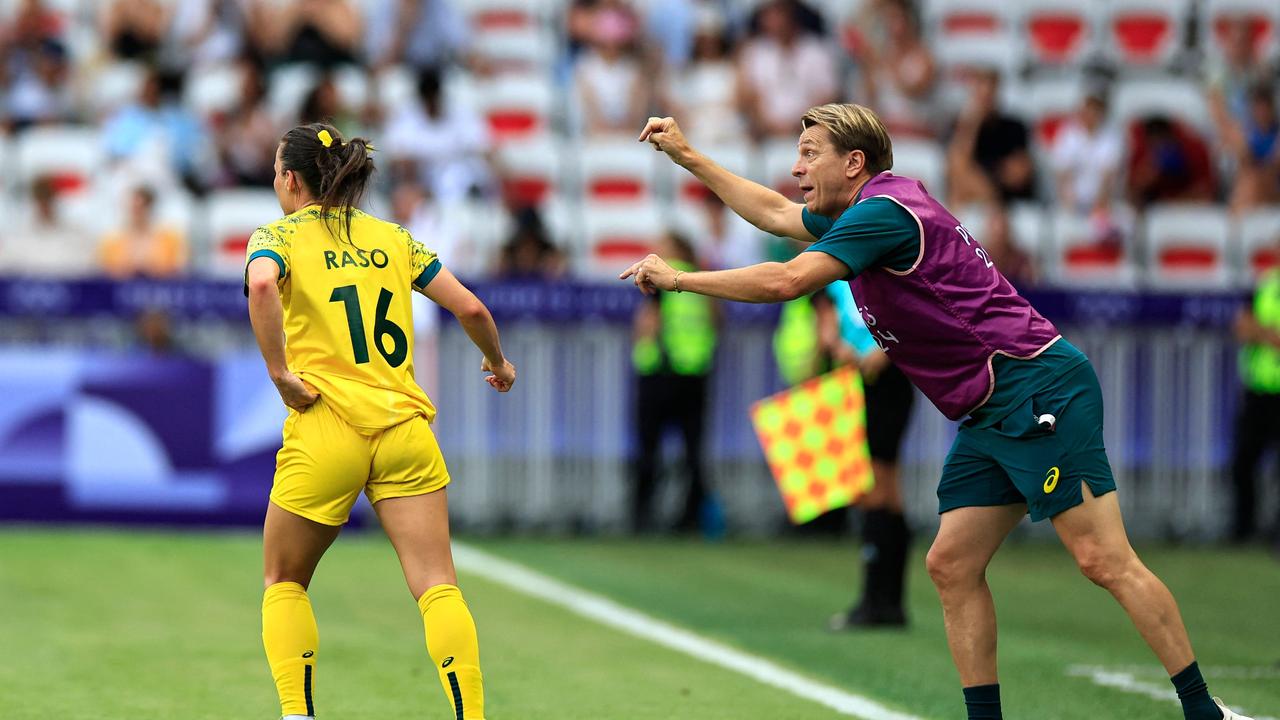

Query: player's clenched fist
[[620, 253, 677, 295], [638, 116, 690, 164]]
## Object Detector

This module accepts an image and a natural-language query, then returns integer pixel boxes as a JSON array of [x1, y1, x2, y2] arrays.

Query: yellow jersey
[[246, 204, 442, 431]]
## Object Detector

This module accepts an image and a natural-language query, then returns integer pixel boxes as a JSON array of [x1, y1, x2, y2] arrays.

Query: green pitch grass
[[1, 528, 1277, 720]]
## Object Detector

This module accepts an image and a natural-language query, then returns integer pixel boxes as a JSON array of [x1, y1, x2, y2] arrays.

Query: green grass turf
[[471, 536, 1280, 720], [1, 528, 1277, 720]]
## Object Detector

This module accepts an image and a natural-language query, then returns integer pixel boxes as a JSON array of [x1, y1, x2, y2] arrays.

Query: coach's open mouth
[[799, 184, 813, 200]]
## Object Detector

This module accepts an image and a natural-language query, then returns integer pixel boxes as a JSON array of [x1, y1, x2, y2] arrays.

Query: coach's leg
[[262, 503, 342, 719], [375, 490, 484, 720], [926, 504, 1025, 687], [1052, 484, 1225, 720]]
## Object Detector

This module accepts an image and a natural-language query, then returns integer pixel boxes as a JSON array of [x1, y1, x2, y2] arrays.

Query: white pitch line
[[1066, 666, 1279, 720], [453, 543, 925, 720]]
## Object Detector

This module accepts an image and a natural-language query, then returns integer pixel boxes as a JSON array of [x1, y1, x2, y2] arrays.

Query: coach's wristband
[[673, 271, 684, 293]]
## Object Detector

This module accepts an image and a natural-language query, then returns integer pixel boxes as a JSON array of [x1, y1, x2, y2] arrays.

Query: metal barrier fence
[[436, 321, 1254, 541]]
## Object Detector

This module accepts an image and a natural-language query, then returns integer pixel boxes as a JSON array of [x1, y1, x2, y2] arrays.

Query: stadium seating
[[661, 142, 754, 202], [204, 189, 286, 277], [457, 0, 554, 30], [184, 63, 244, 118], [13, 126, 103, 195], [954, 201, 1048, 261], [1142, 204, 1235, 288], [495, 135, 565, 207], [1048, 206, 1139, 287], [577, 138, 658, 203], [1111, 77, 1213, 135], [267, 64, 321, 123], [580, 201, 665, 278], [87, 61, 148, 117], [1239, 208, 1280, 280], [1021, 1, 1095, 68], [1021, 77, 1088, 150], [1102, 0, 1191, 69], [470, 26, 557, 74], [924, 0, 1014, 43], [1201, 0, 1280, 65], [890, 139, 946, 197], [762, 138, 802, 200], [469, 73, 556, 143]]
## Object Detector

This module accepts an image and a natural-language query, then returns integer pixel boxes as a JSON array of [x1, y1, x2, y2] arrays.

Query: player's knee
[[1074, 548, 1134, 590], [925, 543, 980, 590]]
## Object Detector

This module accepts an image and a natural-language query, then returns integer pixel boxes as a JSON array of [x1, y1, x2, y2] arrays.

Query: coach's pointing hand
[[620, 254, 678, 296], [638, 117, 691, 165]]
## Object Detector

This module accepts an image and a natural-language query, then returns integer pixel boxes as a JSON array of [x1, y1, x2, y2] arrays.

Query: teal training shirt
[[801, 196, 1087, 425]]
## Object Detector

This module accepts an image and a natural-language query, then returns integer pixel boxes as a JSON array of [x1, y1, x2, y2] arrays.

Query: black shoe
[[827, 603, 907, 631]]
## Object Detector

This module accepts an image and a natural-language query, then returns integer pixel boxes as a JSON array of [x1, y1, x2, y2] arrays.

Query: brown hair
[[800, 103, 894, 174], [279, 122, 375, 243]]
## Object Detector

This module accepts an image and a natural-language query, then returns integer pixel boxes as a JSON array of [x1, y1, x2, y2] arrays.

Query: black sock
[[1171, 661, 1222, 720], [963, 683, 1002, 719], [857, 510, 890, 611], [882, 510, 910, 612]]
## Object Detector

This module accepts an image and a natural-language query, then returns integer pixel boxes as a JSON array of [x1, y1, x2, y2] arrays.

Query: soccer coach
[[621, 106, 1248, 720]]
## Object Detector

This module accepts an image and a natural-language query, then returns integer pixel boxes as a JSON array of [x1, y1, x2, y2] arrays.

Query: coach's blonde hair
[[800, 104, 894, 174]]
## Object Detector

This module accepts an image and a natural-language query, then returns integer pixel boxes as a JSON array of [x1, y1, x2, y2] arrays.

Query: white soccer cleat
[[282, 715, 314, 720], [1214, 697, 1254, 720]]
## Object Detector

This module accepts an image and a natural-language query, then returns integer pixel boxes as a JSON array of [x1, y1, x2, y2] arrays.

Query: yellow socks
[[418, 584, 485, 720], [262, 581, 319, 718]]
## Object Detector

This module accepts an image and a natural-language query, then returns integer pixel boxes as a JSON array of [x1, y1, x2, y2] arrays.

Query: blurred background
[[1, 0, 1279, 543]]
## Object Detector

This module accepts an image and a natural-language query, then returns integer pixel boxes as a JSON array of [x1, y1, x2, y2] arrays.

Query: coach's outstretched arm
[[621, 251, 848, 304], [639, 117, 813, 242]]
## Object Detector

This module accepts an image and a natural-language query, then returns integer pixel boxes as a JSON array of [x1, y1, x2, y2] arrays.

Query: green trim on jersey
[[800, 199, 919, 277], [413, 258, 443, 290]]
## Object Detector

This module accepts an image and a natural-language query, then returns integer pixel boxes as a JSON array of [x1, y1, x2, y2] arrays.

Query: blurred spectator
[[495, 207, 566, 280], [738, 0, 836, 140], [631, 231, 719, 534], [168, 0, 249, 70], [855, 0, 938, 138], [1051, 90, 1124, 216], [383, 67, 493, 203], [98, 186, 187, 279], [213, 61, 278, 187], [0, 176, 95, 278], [696, 193, 763, 270], [642, 0, 698, 69], [573, 1, 650, 137], [1126, 116, 1215, 209], [1226, 85, 1280, 214], [1206, 17, 1275, 137], [297, 71, 359, 136], [366, 0, 470, 71], [945, 68, 1035, 206], [134, 308, 180, 355], [247, 0, 362, 67], [6, 0, 65, 48], [102, 68, 207, 190], [100, 0, 173, 62], [658, 6, 745, 144], [391, 180, 474, 277], [983, 205, 1037, 289], [3, 37, 72, 130], [1231, 261, 1280, 544]]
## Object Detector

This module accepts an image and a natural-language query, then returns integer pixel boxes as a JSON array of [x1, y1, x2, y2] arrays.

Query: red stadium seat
[[1024, 5, 1094, 66], [205, 189, 288, 277], [471, 74, 554, 143], [496, 136, 563, 207], [1240, 209, 1280, 280], [581, 202, 666, 278], [14, 126, 103, 196], [1105, 0, 1190, 67], [1049, 207, 1138, 288], [1203, 0, 1280, 64], [578, 139, 657, 204], [661, 142, 753, 203], [1143, 204, 1233, 288], [925, 0, 1013, 41]]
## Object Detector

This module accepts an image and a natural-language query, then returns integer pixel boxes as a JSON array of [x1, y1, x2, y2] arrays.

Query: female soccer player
[[246, 122, 513, 720], [624, 108, 1251, 720]]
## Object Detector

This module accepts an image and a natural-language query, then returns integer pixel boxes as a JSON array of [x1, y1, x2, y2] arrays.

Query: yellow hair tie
[[364, 141, 376, 158], [317, 129, 334, 148]]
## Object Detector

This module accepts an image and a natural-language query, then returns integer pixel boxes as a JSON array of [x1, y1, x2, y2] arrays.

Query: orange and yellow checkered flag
[[749, 365, 874, 524]]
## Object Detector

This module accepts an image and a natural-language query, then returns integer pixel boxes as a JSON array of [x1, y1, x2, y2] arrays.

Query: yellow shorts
[[270, 397, 450, 526]]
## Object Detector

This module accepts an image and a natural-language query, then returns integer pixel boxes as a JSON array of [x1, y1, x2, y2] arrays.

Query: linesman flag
[[749, 365, 874, 524]]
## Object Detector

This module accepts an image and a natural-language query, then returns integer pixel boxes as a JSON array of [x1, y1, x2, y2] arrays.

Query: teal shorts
[[937, 361, 1117, 522]]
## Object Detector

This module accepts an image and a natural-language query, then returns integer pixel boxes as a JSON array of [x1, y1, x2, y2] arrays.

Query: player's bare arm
[[639, 116, 814, 243], [246, 255, 318, 411], [620, 251, 847, 304], [420, 265, 516, 392]]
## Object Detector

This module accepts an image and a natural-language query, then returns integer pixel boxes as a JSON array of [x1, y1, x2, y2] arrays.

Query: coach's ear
[[845, 149, 865, 179]]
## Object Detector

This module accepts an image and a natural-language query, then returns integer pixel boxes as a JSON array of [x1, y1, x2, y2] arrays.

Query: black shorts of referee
[[864, 362, 915, 462]]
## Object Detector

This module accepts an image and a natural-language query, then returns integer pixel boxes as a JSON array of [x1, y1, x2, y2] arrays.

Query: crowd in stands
[[0, 0, 1278, 290]]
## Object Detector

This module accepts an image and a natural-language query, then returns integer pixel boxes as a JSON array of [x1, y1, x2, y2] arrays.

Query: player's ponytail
[[279, 122, 376, 244]]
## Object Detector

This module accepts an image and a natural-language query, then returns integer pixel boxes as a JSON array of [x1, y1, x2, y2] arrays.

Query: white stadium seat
[[495, 134, 566, 207], [204, 189, 286, 277], [14, 126, 103, 194], [471, 26, 556, 73], [1020, 77, 1088, 151], [661, 141, 754, 203], [1142, 204, 1235, 289], [1201, 0, 1280, 66], [458, 0, 554, 30], [1112, 78, 1213, 136], [576, 138, 659, 204], [761, 138, 801, 201], [889, 139, 945, 198], [580, 201, 666, 279], [1048, 206, 1139, 288], [1102, 0, 1192, 69], [184, 63, 244, 117], [1239, 209, 1280, 281]]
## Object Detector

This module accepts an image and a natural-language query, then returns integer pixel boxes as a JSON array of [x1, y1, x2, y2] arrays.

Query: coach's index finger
[[637, 116, 670, 142]]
